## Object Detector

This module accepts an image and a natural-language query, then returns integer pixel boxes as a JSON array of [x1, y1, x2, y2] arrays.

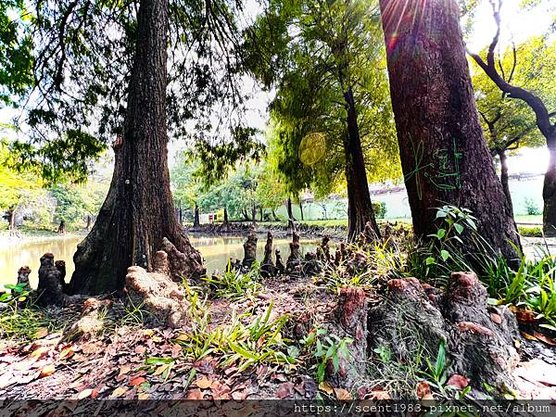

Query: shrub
[[524, 197, 541, 216], [518, 225, 542, 237], [372, 201, 387, 219]]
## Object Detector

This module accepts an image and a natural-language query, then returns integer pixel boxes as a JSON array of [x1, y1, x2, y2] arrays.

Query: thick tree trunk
[[68, 0, 204, 295], [299, 199, 304, 221], [498, 149, 513, 215], [543, 141, 556, 236], [379, 0, 521, 262], [193, 204, 200, 228], [223, 207, 229, 224], [343, 87, 380, 242]]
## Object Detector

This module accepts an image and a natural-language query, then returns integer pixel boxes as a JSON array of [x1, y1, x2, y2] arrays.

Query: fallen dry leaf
[[533, 331, 556, 346], [59, 346, 74, 360], [231, 390, 247, 400], [30, 346, 50, 359], [514, 308, 536, 323], [35, 327, 49, 339], [77, 389, 93, 399], [210, 381, 231, 399], [39, 364, 55, 378], [187, 389, 204, 400], [334, 388, 352, 400], [490, 313, 502, 325], [369, 389, 391, 400], [129, 376, 146, 387], [153, 364, 170, 377], [416, 381, 432, 400], [110, 387, 128, 398], [194, 376, 213, 389], [276, 382, 295, 399], [446, 374, 469, 389], [318, 381, 334, 395]]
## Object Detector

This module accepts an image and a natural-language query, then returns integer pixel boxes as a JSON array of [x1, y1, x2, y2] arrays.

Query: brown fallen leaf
[[276, 382, 295, 399], [521, 331, 538, 341], [59, 346, 74, 360], [30, 346, 50, 359], [231, 390, 247, 400], [533, 331, 556, 346], [369, 389, 391, 400], [490, 313, 502, 325], [39, 364, 55, 378], [416, 381, 432, 400], [138, 392, 150, 400], [35, 327, 49, 339], [187, 389, 204, 400], [318, 381, 334, 395], [446, 374, 469, 389], [153, 364, 170, 377], [129, 376, 146, 387], [110, 387, 128, 398], [514, 308, 536, 323], [77, 389, 93, 399], [210, 381, 231, 399], [334, 388, 352, 400], [194, 376, 213, 389]]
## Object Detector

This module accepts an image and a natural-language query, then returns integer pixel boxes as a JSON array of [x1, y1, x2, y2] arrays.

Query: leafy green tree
[[471, 37, 553, 213], [6, 0, 255, 294], [469, 0, 556, 235], [49, 182, 108, 231], [0, 141, 40, 233], [245, 0, 399, 240], [0, 0, 33, 107]]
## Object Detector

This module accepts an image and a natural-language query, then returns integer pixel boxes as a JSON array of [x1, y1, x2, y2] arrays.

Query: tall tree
[[69, 0, 203, 293], [7, 0, 251, 293], [379, 0, 521, 262], [470, 38, 551, 212], [468, 0, 556, 235], [245, 0, 399, 241]]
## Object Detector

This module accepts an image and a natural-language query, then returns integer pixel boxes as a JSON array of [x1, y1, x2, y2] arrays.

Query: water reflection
[[0, 234, 318, 288]]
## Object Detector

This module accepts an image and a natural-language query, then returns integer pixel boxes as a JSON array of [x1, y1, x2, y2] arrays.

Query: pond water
[[0, 234, 318, 288]]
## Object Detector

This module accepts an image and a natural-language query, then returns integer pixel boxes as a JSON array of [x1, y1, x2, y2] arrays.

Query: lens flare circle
[[299, 132, 326, 166]]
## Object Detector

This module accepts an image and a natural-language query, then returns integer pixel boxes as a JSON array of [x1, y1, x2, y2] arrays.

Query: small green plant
[[418, 338, 448, 395], [524, 197, 541, 216], [176, 302, 295, 371], [0, 283, 48, 340], [518, 225, 542, 237], [372, 201, 387, 219], [301, 328, 352, 384], [201, 261, 261, 300], [374, 344, 392, 364]]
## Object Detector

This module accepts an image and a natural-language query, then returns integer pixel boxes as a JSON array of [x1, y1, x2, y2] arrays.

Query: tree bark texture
[[69, 0, 204, 295], [343, 87, 381, 242], [379, 0, 521, 261], [497, 149, 513, 215], [543, 145, 556, 236]]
